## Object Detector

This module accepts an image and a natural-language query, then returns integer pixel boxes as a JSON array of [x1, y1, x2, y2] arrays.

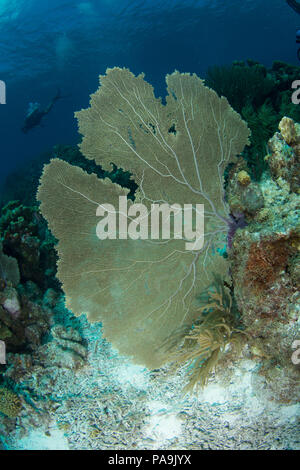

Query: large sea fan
[[37, 67, 249, 368]]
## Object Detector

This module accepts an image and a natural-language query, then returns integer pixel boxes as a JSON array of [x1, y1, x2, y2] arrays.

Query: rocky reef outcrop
[[227, 116, 300, 403], [0, 221, 87, 442]]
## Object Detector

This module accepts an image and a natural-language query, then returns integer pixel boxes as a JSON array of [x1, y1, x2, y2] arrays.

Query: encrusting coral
[[0, 387, 22, 419], [37, 67, 250, 370], [266, 116, 300, 193], [228, 116, 300, 403]]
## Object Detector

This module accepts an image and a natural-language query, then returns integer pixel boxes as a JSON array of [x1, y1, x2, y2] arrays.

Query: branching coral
[[37, 67, 250, 369]]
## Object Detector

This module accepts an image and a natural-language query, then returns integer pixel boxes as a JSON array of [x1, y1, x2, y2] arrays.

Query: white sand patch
[[142, 400, 182, 447], [112, 362, 149, 390], [11, 424, 69, 450]]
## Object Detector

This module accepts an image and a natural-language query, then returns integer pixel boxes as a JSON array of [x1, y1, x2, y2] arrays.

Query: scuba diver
[[22, 89, 62, 133], [286, 0, 300, 14]]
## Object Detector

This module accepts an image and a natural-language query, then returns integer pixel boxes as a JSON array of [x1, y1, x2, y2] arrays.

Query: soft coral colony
[[37, 67, 250, 369], [36, 67, 299, 399]]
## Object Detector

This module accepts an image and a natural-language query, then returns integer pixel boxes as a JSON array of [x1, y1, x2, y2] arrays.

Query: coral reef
[[206, 60, 300, 180], [0, 215, 87, 442], [0, 291, 88, 441], [226, 163, 265, 217], [227, 117, 300, 403], [0, 67, 299, 449], [5, 322, 87, 391], [37, 324, 87, 370], [0, 241, 20, 288], [1, 314, 298, 450], [0, 201, 58, 290], [0, 283, 51, 352], [205, 60, 276, 113], [146, 114, 299, 400], [35, 67, 299, 400], [0, 243, 53, 353], [266, 116, 300, 192]]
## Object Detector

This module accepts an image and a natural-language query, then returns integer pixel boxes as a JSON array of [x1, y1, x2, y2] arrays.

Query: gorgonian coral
[[37, 67, 250, 368]]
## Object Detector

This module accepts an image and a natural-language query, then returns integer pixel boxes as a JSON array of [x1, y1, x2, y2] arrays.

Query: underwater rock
[[228, 119, 300, 403], [227, 162, 264, 217], [279, 116, 298, 146], [0, 201, 58, 290], [253, 363, 300, 405], [289, 254, 300, 286], [4, 353, 33, 383], [5, 322, 87, 384], [0, 286, 21, 319], [237, 170, 251, 186], [0, 281, 51, 352], [266, 117, 300, 193], [1, 307, 88, 441], [0, 241, 20, 287], [42, 288, 60, 309], [37, 324, 87, 370]]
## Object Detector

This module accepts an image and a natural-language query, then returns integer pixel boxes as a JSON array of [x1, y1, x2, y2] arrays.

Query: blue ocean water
[[0, 0, 300, 452], [0, 0, 299, 183]]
